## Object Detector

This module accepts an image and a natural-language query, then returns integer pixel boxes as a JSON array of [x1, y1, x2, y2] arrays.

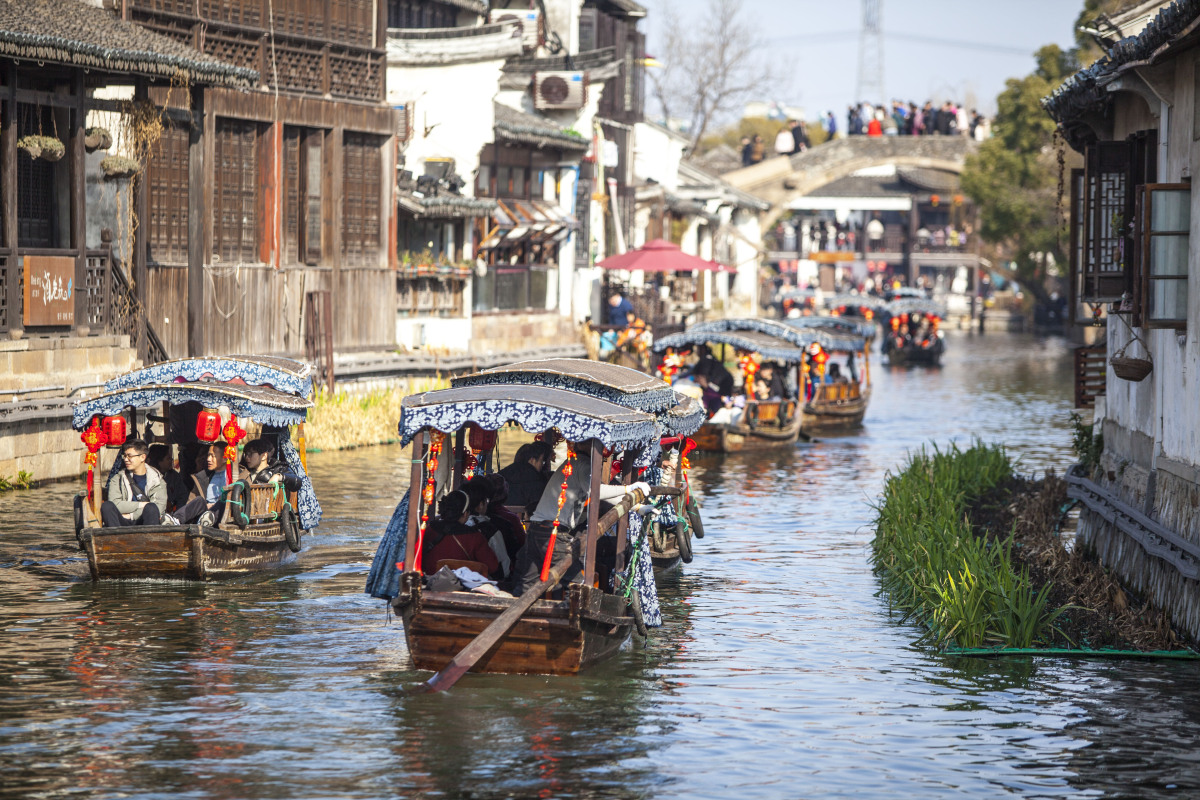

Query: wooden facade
[[126, 0, 398, 357]]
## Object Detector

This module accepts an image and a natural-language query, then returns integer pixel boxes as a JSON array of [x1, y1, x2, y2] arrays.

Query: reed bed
[[871, 441, 1067, 650], [302, 378, 449, 452]]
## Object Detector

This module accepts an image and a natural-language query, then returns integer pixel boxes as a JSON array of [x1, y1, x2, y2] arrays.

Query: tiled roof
[[0, 0, 258, 87], [493, 102, 589, 150]]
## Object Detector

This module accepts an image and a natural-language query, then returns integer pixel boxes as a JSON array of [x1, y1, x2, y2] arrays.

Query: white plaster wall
[[387, 59, 506, 194], [396, 317, 473, 352], [633, 123, 683, 191]]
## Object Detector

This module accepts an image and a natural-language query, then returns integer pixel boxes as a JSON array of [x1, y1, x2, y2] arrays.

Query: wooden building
[[1047, 0, 1200, 639], [0, 0, 256, 363], [125, 0, 398, 359]]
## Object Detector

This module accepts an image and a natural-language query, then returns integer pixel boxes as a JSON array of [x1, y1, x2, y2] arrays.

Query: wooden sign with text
[[23, 255, 75, 327]]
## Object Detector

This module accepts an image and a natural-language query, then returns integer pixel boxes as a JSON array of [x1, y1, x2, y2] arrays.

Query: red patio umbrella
[[598, 239, 732, 272]]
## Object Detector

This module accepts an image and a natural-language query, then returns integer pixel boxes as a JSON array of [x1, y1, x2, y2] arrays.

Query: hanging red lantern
[[102, 415, 127, 448], [468, 423, 498, 453], [80, 417, 108, 503], [196, 408, 221, 442], [221, 414, 247, 483], [930, 194, 940, 207]]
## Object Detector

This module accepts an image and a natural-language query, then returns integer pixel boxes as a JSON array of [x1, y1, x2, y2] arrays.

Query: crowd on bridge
[[831, 100, 990, 140]]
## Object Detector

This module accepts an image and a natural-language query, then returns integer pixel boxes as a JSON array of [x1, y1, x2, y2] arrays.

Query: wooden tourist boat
[[70, 356, 320, 581], [453, 358, 706, 573], [881, 299, 948, 365], [383, 382, 680, 677], [819, 294, 888, 341], [779, 318, 873, 434], [654, 324, 808, 453]]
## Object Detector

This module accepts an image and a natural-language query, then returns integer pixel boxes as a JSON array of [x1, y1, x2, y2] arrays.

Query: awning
[[477, 198, 577, 249]]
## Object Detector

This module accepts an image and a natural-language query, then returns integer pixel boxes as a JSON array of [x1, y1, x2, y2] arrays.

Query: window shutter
[[1083, 140, 1133, 302]]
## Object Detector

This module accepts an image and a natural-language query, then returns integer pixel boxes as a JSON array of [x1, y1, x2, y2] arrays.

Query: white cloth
[[452, 567, 496, 589], [774, 130, 793, 155]]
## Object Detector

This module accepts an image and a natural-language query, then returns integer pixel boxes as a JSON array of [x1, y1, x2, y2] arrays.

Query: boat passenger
[[174, 443, 230, 528], [687, 344, 734, 397], [421, 489, 501, 579], [149, 443, 190, 513], [828, 363, 849, 383], [462, 477, 509, 578], [515, 440, 650, 594], [756, 363, 788, 399], [101, 439, 168, 528], [498, 441, 553, 511], [239, 438, 301, 491], [481, 473, 526, 559]]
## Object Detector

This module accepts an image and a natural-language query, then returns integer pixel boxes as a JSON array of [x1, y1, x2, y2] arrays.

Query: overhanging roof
[[494, 102, 590, 151]]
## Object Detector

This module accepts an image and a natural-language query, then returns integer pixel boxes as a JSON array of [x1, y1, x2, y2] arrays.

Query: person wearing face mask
[[173, 443, 230, 527]]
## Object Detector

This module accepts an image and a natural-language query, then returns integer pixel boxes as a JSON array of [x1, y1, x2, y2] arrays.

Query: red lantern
[[102, 415, 127, 448], [468, 423, 498, 452], [930, 194, 940, 207], [196, 409, 221, 442], [80, 417, 108, 502], [221, 415, 247, 483]]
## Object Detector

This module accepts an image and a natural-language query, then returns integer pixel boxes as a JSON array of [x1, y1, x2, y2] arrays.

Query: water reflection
[[4, 332, 1200, 799]]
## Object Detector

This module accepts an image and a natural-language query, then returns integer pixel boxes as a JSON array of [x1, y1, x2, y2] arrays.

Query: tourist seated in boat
[[462, 477, 512, 579], [174, 443, 230, 527], [498, 441, 554, 511], [755, 362, 788, 400], [148, 443, 190, 513], [421, 489, 502, 580], [239, 438, 301, 491], [101, 440, 168, 528], [686, 344, 734, 397], [480, 473, 526, 561], [515, 439, 650, 594], [827, 363, 850, 384]]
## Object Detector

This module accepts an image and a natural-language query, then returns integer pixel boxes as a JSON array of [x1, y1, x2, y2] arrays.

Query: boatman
[[515, 439, 649, 594]]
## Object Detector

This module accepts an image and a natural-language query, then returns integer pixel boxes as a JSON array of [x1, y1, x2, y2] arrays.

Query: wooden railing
[[1074, 344, 1107, 409]]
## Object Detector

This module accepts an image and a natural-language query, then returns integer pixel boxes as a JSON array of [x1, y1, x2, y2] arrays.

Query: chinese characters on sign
[[23, 255, 75, 327]]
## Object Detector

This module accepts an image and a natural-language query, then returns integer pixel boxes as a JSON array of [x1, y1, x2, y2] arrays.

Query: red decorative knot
[[81, 417, 108, 454]]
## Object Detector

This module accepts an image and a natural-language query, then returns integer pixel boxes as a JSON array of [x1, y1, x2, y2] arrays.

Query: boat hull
[[80, 524, 299, 580], [396, 578, 633, 676], [691, 415, 802, 453], [802, 386, 870, 433]]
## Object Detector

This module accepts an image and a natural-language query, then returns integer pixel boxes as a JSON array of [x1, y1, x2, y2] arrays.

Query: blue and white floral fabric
[[653, 328, 808, 364], [72, 385, 310, 431], [686, 317, 867, 353], [104, 357, 313, 397], [399, 388, 661, 453], [278, 437, 321, 530], [453, 369, 678, 413], [366, 494, 409, 600], [611, 509, 662, 628]]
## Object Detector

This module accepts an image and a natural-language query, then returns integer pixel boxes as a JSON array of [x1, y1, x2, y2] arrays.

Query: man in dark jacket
[[498, 441, 553, 510], [149, 443, 190, 513]]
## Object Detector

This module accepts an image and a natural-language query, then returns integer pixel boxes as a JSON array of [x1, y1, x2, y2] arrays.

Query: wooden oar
[[409, 484, 680, 694]]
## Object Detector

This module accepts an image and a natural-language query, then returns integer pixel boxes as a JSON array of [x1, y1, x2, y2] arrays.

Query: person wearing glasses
[[101, 439, 169, 527]]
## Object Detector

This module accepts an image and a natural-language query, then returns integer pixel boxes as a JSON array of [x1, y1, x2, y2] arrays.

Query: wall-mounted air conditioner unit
[[489, 8, 541, 51], [533, 71, 587, 111]]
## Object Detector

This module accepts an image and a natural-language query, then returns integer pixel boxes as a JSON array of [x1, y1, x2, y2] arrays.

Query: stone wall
[[469, 313, 580, 355], [0, 336, 140, 485]]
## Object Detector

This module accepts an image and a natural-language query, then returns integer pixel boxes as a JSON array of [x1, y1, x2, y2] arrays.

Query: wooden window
[[1067, 168, 1086, 324], [342, 132, 383, 266], [16, 104, 59, 249], [283, 126, 323, 266], [212, 118, 261, 264], [147, 123, 190, 265], [1141, 183, 1190, 329], [397, 276, 463, 317], [1082, 141, 1132, 302]]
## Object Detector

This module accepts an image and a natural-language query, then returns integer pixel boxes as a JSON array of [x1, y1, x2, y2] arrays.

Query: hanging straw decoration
[[413, 431, 444, 574], [539, 442, 575, 582]]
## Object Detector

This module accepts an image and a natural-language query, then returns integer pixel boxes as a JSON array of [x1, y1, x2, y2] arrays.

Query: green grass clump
[[871, 441, 1066, 650], [0, 470, 33, 491]]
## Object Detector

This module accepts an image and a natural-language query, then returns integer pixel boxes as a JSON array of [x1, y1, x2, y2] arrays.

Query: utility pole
[[856, 0, 884, 103]]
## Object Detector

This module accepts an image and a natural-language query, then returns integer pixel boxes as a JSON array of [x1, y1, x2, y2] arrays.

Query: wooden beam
[[133, 80, 149, 358], [405, 431, 426, 573], [187, 85, 207, 357], [2, 63, 20, 338], [583, 444, 602, 586], [71, 72, 88, 334]]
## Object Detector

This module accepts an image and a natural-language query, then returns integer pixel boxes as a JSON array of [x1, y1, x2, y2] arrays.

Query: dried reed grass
[[302, 378, 449, 451]]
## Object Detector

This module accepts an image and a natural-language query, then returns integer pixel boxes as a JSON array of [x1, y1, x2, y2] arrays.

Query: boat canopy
[[103, 355, 314, 398], [888, 299, 948, 317], [683, 317, 867, 353], [73, 382, 313, 431], [783, 315, 875, 341], [653, 327, 809, 364], [823, 293, 893, 311], [453, 358, 705, 436], [399, 384, 662, 451]]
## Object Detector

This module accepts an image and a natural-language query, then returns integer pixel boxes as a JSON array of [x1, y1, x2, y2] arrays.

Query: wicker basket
[[1111, 355, 1153, 382]]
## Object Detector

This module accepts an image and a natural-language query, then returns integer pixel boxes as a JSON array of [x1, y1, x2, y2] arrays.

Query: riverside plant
[[300, 378, 449, 452], [871, 441, 1067, 650]]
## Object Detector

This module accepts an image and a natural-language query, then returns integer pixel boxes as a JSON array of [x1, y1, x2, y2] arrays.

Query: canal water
[[3, 330, 1199, 800]]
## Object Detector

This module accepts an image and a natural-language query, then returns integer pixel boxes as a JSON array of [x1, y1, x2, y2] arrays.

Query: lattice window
[[272, 0, 326, 39], [284, 127, 301, 265], [16, 105, 57, 249], [330, 0, 373, 47], [203, 26, 262, 73], [342, 132, 383, 266], [1068, 168, 1086, 325], [1082, 141, 1131, 302], [213, 118, 261, 264], [84, 252, 109, 329], [200, 0, 261, 28], [273, 41, 323, 95], [147, 123, 190, 265], [330, 51, 383, 102], [131, 10, 196, 46], [137, 0, 196, 15]]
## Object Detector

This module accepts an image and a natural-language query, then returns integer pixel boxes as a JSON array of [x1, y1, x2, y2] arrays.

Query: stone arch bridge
[[722, 136, 979, 226]]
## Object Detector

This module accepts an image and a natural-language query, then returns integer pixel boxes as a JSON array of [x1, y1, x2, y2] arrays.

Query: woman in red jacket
[[421, 489, 501, 580]]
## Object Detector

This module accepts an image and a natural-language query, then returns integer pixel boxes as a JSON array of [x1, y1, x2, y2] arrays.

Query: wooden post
[[71, 72, 88, 335], [187, 85, 206, 357], [404, 431, 425, 574], [583, 443, 602, 586], [452, 429, 465, 489], [1, 63, 20, 339], [132, 80, 149, 359]]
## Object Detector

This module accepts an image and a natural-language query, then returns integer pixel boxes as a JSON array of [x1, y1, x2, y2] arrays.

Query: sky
[[640, 0, 1085, 122]]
